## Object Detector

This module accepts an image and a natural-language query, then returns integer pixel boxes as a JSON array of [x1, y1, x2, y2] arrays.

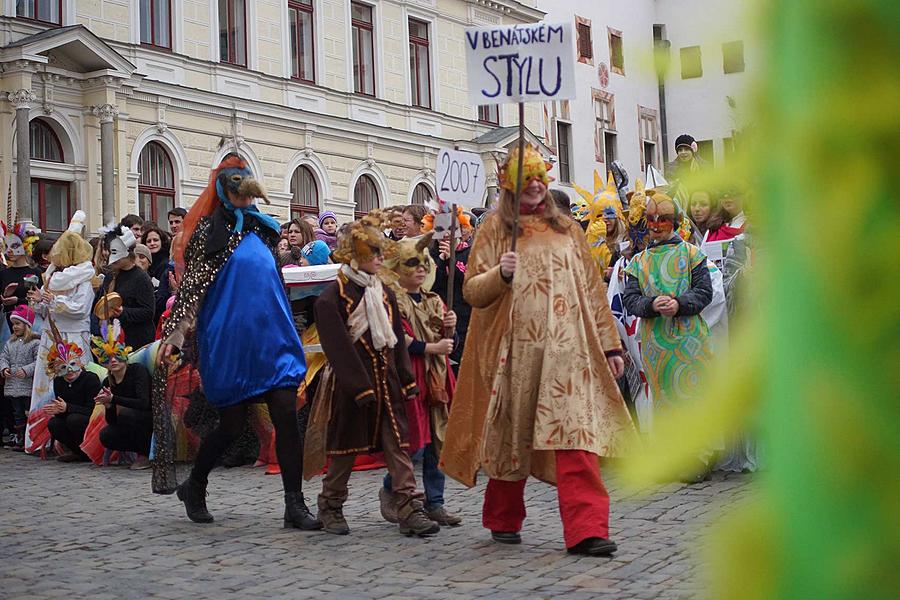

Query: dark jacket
[[92, 266, 156, 349], [53, 371, 103, 417], [103, 363, 152, 432], [148, 248, 172, 325], [314, 274, 417, 456], [429, 243, 472, 363], [622, 237, 713, 318]]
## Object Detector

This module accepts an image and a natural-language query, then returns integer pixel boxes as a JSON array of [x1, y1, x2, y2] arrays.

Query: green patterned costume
[[624, 242, 711, 408]]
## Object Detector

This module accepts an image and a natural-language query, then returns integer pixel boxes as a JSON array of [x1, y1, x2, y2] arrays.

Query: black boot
[[176, 477, 214, 523], [284, 491, 323, 530]]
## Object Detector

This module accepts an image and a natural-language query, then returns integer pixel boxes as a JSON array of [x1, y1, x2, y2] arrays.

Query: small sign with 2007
[[436, 148, 486, 208]]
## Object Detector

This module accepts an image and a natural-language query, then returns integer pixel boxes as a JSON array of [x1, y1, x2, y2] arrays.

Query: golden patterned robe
[[440, 213, 635, 486]]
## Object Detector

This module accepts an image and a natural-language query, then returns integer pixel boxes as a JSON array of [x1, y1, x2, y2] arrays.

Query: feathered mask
[[332, 210, 395, 267], [498, 144, 553, 192], [91, 319, 132, 365], [3, 220, 41, 258], [45, 318, 84, 377]]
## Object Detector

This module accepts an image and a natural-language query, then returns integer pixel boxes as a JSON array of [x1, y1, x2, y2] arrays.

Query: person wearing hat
[[91, 225, 155, 350], [133, 244, 152, 271], [0, 305, 39, 450], [25, 211, 96, 454], [314, 211, 338, 249], [155, 153, 318, 532], [665, 133, 708, 208]]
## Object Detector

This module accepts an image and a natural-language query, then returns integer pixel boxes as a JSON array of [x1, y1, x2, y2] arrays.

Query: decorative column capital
[[7, 89, 36, 110], [91, 103, 119, 124]]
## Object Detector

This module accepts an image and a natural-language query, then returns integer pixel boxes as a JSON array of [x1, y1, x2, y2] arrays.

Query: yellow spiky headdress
[[91, 319, 132, 365], [332, 209, 395, 267], [498, 144, 553, 191], [627, 179, 647, 225], [573, 170, 624, 224]]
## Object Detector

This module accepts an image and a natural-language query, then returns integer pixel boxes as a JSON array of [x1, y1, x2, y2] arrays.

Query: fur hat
[[332, 210, 394, 268]]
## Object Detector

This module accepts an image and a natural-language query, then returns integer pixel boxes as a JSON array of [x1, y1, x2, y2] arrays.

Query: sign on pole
[[435, 148, 486, 208], [464, 22, 577, 105]]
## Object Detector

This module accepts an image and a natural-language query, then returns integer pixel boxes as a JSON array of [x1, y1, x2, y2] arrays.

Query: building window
[[556, 122, 571, 184], [219, 0, 247, 67], [609, 28, 624, 75], [290, 165, 319, 219], [408, 18, 431, 109], [575, 17, 592, 64], [31, 180, 71, 234], [478, 105, 499, 126], [138, 142, 176, 223], [351, 2, 376, 96], [140, 0, 171, 49], [639, 107, 659, 171], [353, 174, 379, 217], [411, 183, 432, 206], [696, 139, 715, 167], [723, 40, 745, 74], [289, 0, 315, 83], [592, 90, 616, 166], [29, 119, 63, 162], [680, 46, 702, 79], [16, 0, 61, 25]]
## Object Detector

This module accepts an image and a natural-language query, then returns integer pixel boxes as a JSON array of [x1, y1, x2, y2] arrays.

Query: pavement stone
[[0, 450, 753, 599]]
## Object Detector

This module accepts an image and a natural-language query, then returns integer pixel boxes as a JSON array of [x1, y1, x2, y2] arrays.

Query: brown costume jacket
[[312, 273, 417, 458]]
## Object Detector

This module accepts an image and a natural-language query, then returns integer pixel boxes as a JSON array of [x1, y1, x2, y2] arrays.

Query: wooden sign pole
[[510, 102, 525, 252], [444, 203, 459, 338]]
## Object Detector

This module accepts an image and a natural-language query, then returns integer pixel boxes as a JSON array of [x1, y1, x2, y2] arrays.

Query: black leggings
[[191, 388, 302, 493]]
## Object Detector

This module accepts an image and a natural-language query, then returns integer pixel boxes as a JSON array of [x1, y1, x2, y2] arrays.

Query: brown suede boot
[[397, 499, 440, 537], [317, 496, 350, 535]]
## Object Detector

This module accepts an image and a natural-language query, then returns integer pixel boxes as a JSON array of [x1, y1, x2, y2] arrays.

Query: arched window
[[138, 141, 176, 222], [290, 165, 319, 219], [411, 183, 432, 206], [29, 118, 70, 234], [30, 119, 63, 162], [353, 174, 379, 218]]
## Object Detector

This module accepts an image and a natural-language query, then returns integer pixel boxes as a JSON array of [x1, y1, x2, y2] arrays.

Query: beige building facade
[[0, 0, 545, 235]]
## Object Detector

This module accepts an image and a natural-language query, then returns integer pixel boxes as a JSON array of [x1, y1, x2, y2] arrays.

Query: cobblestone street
[[0, 451, 753, 599]]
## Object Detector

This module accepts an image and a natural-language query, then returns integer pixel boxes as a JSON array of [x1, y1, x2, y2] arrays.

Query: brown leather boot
[[398, 499, 440, 536], [316, 496, 350, 535], [379, 487, 399, 524]]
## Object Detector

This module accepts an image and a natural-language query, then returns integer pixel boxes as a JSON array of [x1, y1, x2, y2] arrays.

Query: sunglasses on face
[[647, 214, 676, 224]]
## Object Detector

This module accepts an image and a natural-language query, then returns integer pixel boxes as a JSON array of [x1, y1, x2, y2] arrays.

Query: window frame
[[137, 141, 176, 223], [478, 104, 499, 126], [408, 17, 432, 109], [30, 178, 71, 234], [411, 182, 433, 206], [351, 2, 376, 97], [722, 40, 745, 74], [353, 174, 379, 218], [591, 89, 616, 165], [140, 0, 173, 50], [608, 27, 625, 75], [16, 0, 62, 26], [288, 0, 316, 84], [638, 106, 659, 172], [29, 119, 64, 163], [575, 16, 592, 65], [290, 165, 320, 219], [219, 0, 248, 67], [556, 120, 572, 184], [680, 45, 703, 79]]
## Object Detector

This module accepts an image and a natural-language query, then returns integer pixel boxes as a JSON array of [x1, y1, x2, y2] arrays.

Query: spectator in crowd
[[403, 205, 428, 238], [277, 238, 290, 254], [315, 211, 339, 249], [133, 244, 152, 271], [302, 215, 320, 230], [44, 347, 102, 462], [281, 219, 316, 267], [93, 226, 155, 349], [167, 207, 187, 236], [388, 208, 407, 241], [120, 214, 145, 240], [719, 184, 748, 229], [0, 305, 39, 450], [1, 222, 43, 326], [31, 238, 53, 272], [25, 212, 95, 454], [93, 321, 153, 469], [141, 224, 173, 324], [665, 134, 707, 208]]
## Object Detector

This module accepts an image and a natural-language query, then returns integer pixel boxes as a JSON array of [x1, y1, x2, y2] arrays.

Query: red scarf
[[519, 201, 546, 215]]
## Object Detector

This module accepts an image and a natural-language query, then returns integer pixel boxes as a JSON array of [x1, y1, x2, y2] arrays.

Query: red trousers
[[482, 450, 610, 549]]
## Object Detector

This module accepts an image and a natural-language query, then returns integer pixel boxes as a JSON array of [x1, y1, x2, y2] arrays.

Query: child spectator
[[0, 305, 39, 450], [315, 211, 338, 249]]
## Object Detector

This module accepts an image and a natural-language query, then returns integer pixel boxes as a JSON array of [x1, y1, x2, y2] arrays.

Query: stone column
[[92, 103, 119, 226], [7, 89, 36, 223]]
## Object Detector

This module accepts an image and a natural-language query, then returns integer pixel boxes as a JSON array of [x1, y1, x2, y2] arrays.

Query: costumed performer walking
[[155, 153, 320, 531], [440, 145, 635, 557]]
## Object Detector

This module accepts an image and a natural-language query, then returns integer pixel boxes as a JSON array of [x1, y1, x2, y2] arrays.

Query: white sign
[[464, 21, 577, 105], [436, 148, 486, 208], [430, 212, 455, 241]]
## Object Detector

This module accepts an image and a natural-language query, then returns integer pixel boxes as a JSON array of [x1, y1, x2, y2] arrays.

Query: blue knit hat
[[301, 240, 331, 266], [318, 211, 337, 228]]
